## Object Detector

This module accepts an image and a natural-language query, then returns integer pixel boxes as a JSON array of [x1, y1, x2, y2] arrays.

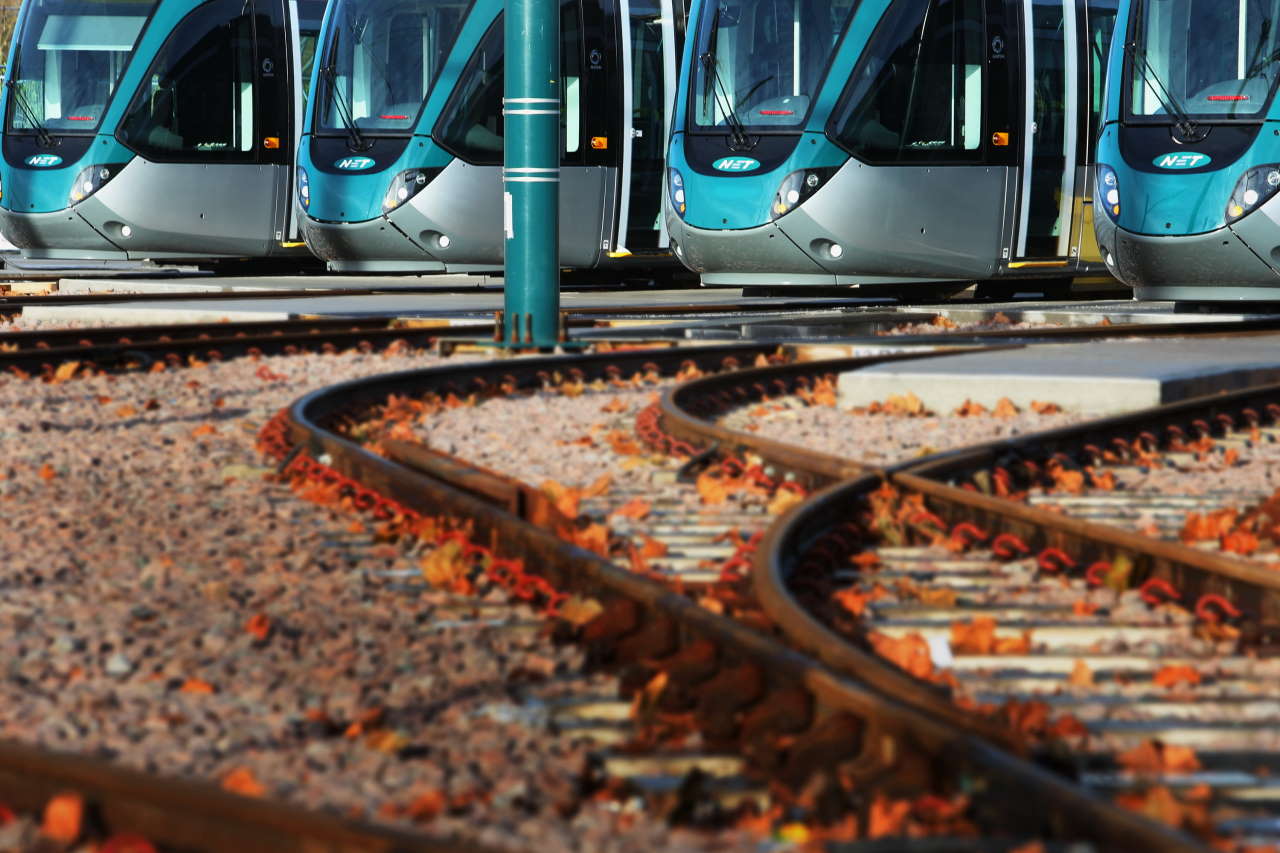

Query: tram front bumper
[[1097, 216, 1280, 300], [666, 216, 838, 287], [301, 214, 445, 273], [0, 207, 125, 259]]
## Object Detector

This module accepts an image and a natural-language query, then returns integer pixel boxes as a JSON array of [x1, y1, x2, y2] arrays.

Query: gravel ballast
[[0, 352, 761, 851]]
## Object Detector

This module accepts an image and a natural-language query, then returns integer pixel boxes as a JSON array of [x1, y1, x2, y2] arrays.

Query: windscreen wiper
[[319, 64, 369, 151], [1125, 39, 1203, 141], [5, 53, 56, 147], [699, 51, 751, 150]]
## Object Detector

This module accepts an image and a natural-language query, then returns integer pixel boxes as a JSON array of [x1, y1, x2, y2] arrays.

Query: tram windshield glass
[[1127, 0, 1280, 119], [316, 0, 470, 134], [689, 0, 856, 131], [6, 0, 157, 135]]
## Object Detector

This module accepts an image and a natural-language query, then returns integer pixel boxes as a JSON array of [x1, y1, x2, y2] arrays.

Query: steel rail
[[0, 738, 486, 852]]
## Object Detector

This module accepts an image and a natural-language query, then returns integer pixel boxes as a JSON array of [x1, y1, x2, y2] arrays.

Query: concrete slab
[[837, 337, 1280, 415]]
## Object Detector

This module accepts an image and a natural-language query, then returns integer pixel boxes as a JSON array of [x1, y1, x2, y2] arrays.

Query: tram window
[[1128, 0, 1280, 119], [314, 0, 468, 133], [117, 0, 258, 161], [5, 0, 156, 135], [1087, 1, 1118, 139], [690, 0, 856, 130], [829, 0, 985, 163], [433, 4, 584, 164]]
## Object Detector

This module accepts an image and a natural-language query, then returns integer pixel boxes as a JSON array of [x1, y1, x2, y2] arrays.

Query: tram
[[0, 0, 325, 261], [296, 0, 682, 272], [664, 0, 1120, 293], [1095, 0, 1280, 301]]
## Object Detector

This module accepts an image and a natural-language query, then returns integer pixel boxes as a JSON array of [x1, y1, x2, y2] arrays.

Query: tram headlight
[[68, 163, 125, 206], [296, 166, 310, 211], [1095, 164, 1121, 223], [382, 168, 442, 214], [668, 168, 686, 219], [770, 168, 838, 221], [1227, 164, 1280, 224]]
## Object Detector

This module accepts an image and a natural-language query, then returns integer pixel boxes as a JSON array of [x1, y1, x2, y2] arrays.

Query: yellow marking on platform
[[1008, 260, 1069, 269]]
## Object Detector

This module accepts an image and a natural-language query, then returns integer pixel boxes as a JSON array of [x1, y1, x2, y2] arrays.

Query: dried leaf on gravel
[[868, 631, 933, 679], [1180, 509, 1239, 543], [1117, 740, 1202, 774], [610, 498, 651, 520], [191, 423, 217, 438], [37, 464, 56, 481], [180, 678, 216, 694], [1103, 554, 1134, 594], [850, 551, 881, 569], [950, 617, 1031, 655], [696, 470, 734, 505], [638, 535, 668, 559], [952, 399, 988, 417], [604, 430, 645, 456], [834, 585, 886, 618], [572, 522, 610, 557], [1068, 659, 1094, 687], [221, 767, 266, 797], [115, 404, 139, 418], [867, 794, 912, 838], [766, 488, 806, 516], [558, 595, 604, 626], [52, 361, 80, 383], [419, 540, 471, 592], [1115, 785, 1203, 831], [600, 398, 629, 413], [992, 397, 1019, 418], [1030, 400, 1063, 415], [1002, 699, 1051, 737], [1153, 665, 1201, 689], [41, 792, 83, 842], [1222, 529, 1260, 555], [244, 612, 272, 642]]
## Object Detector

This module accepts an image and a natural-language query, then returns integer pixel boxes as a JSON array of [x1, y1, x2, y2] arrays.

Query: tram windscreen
[[689, 0, 856, 131], [1128, 0, 1280, 119], [315, 0, 470, 134], [5, 0, 157, 135]]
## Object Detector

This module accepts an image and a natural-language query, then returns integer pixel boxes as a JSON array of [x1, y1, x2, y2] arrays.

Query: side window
[[118, 0, 258, 161], [829, 0, 984, 163], [434, 3, 584, 164]]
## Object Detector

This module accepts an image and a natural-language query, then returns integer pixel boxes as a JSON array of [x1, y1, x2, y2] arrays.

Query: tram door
[[615, 0, 678, 252], [1014, 0, 1079, 261], [285, 0, 328, 243]]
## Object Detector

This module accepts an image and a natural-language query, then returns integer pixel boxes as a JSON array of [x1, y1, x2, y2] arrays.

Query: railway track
[[6, 320, 1280, 849], [257, 342, 1228, 850]]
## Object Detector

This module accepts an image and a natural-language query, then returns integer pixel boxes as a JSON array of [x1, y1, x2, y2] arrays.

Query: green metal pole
[[503, 0, 559, 346]]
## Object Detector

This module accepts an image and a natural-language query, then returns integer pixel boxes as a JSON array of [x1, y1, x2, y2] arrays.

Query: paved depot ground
[[837, 337, 1280, 414]]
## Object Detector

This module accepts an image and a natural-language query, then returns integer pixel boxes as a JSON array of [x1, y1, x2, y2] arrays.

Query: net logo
[[23, 154, 62, 168], [1153, 152, 1212, 170], [712, 157, 761, 173], [333, 157, 376, 171]]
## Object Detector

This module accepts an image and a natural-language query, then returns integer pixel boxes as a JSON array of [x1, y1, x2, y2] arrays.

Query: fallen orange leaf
[[405, 789, 446, 821], [180, 678, 216, 694], [244, 612, 271, 642], [610, 498, 651, 520], [766, 488, 806, 516], [191, 423, 217, 438], [221, 767, 266, 797], [867, 794, 912, 838], [1117, 740, 1201, 773], [38, 463, 56, 481], [1153, 665, 1201, 689], [1068, 659, 1094, 687], [992, 397, 1019, 418], [41, 792, 83, 843], [868, 631, 933, 679]]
